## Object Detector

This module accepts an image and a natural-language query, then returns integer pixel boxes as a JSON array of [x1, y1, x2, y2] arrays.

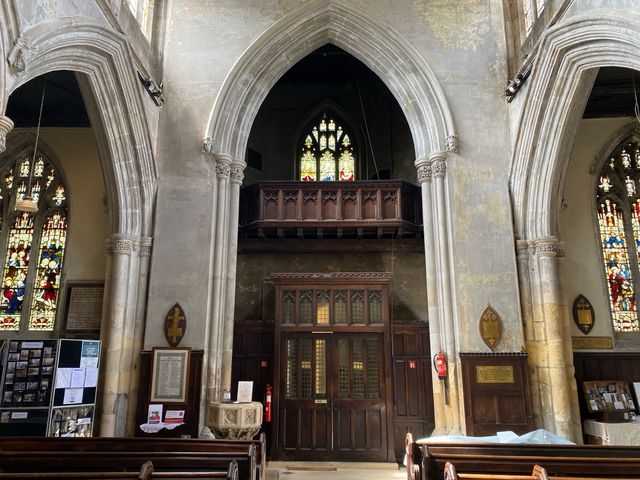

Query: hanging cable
[[356, 80, 380, 180], [633, 75, 640, 128]]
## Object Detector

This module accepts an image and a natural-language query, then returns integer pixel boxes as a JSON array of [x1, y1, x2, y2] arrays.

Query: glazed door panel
[[278, 333, 387, 461]]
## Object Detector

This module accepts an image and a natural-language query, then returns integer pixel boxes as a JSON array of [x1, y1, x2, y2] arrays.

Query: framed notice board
[[52, 339, 100, 407]]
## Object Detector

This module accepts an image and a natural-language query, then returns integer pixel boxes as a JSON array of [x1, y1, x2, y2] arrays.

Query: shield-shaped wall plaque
[[572, 294, 594, 335], [479, 305, 502, 351], [164, 303, 187, 347]]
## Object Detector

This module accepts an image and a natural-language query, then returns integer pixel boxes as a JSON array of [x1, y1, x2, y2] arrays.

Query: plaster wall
[[18, 127, 108, 282], [149, 0, 520, 353], [560, 117, 637, 348], [235, 252, 428, 325]]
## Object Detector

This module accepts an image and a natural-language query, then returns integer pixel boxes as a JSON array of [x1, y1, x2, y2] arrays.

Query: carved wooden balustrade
[[239, 180, 422, 239]]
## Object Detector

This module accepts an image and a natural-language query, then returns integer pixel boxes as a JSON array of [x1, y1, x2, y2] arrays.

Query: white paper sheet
[[84, 368, 98, 388], [237, 381, 253, 403], [70, 369, 86, 388], [55, 368, 72, 388], [63, 388, 83, 405]]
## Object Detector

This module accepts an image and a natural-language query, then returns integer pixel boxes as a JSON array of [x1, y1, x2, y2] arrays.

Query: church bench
[[406, 434, 640, 480], [0, 449, 252, 480], [443, 462, 549, 480], [0, 459, 238, 479], [0, 435, 264, 480]]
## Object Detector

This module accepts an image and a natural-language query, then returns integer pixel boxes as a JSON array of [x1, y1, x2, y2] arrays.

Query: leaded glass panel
[[298, 115, 356, 182], [366, 338, 380, 399], [282, 290, 296, 324], [28, 213, 67, 331], [352, 338, 364, 399], [316, 291, 330, 324], [285, 339, 298, 398], [334, 290, 347, 324], [351, 290, 364, 324], [368, 290, 382, 324], [338, 338, 349, 397], [0, 213, 34, 331], [300, 290, 313, 323], [300, 339, 312, 398], [315, 339, 326, 396]]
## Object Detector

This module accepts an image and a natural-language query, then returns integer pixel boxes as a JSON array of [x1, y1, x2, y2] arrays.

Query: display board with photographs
[[1, 340, 57, 407], [49, 405, 94, 437], [52, 339, 100, 408], [583, 380, 637, 421]]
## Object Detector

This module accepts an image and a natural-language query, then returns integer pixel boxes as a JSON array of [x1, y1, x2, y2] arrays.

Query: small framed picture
[[29, 349, 41, 358], [149, 348, 191, 404], [16, 361, 27, 370], [28, 358, 41, 367], [27, 367, 40, 376], [8, 353, 19, 362], [23, 392, 35, 402], [14, 382, 26, 391], [41, 367, 53, 375], [19, 350, 28, 360], [42, 357, 54, 366], [26, 382, 39, 391], [9, 341, 19, 352], [15, 369, 27, 378], [7, 362, 15, 373], [43, 347, 52, 357]]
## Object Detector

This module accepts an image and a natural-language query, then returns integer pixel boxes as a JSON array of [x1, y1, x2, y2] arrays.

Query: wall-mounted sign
[[572, 294, 594, 335], [479, 305, 502, 351], [476, 365, 515, 384], [571, 336, 613, 350], [164, 303, 186, 347]]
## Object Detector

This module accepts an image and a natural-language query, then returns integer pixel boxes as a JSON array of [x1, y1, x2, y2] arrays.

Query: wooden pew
[[0, 459, 238, 479], [0, 434, 264, 480], [443, 462, 549, 480], [406, 433, 640, 480], [0, 449, 252, 480]]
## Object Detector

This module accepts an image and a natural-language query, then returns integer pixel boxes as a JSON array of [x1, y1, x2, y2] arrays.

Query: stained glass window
[[596, 142, 640, 332], [298, 115, 356, 182], [0, 154, 68, 333]]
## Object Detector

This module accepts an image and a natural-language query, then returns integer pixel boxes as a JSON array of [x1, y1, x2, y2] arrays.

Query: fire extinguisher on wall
[[433, 351, 447, 379], [265, 384, 272, 423]]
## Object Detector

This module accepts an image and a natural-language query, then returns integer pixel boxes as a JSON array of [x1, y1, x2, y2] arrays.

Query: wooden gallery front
[[231, 181, 434, 462]]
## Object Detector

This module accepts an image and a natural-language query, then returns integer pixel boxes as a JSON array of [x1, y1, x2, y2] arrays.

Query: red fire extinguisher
[[433, 351, 447, 380], [265, 384, 272, 423]]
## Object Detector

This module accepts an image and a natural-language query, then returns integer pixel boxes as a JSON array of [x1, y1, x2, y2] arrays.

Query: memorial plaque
[[479, 305, 502, 351], [572, 336, 613, 349], [164, 303, 187, 347], [573, 294, 595, 335], [476, 365, 515, 384], [64, 283, 104, 332]]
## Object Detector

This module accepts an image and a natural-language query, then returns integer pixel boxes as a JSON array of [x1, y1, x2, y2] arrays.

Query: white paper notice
[[84, 368, 98, 388], [21, 341, 44, 349], [11, 412, 28, 419], [77, 417, 91, 426], [55, 368, 72, 389], [70, 369, 86, 388], [237, 381, 253, 403], [63, 388, 83, 405]]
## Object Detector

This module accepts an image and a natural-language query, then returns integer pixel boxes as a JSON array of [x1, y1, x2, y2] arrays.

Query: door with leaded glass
[[272, 273, 392, 462]]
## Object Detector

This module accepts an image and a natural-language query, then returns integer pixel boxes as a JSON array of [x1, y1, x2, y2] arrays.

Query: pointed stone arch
[[510, 12, 640, 240], [6, 19, 157, 237], [204, 0, 456, 163]]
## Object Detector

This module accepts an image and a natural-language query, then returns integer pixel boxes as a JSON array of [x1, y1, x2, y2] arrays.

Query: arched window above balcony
[[299, 115, 355, 182]]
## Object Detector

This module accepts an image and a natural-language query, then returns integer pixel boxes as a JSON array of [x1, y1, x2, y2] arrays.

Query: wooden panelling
[[392, 325, 434, 463], [459, 353, 533, 437], [573, 352, 640, 424], [135, 350, 203, 438]]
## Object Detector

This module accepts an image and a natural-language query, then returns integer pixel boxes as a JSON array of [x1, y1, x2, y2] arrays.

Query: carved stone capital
[[431, 158, 447, 179], [417, 164, 432, 183], [532, 236, 560, 257], [137, 237, 153, 257], [106, 235, 135, 255], [230, 165, 244, 185], [515, 239, 530, 258], [446, 134, 459, 153], [215, 155, 232, 179], [8, 38, 34, 73], [202, 137, 215, 155], [0, 116, 14, 153]]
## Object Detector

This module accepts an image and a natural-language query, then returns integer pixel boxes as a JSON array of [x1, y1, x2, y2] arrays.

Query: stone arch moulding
[[204, 0, 457, 164], [5, 19, 157, 238], [510, 11, 640, 241]]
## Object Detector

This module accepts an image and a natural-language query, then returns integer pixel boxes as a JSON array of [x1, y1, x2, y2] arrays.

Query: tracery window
[[0, 154, 68, 333], [299, 116, 355, 182], [596, 141, 640, 332], [522, 0, 546, 33]]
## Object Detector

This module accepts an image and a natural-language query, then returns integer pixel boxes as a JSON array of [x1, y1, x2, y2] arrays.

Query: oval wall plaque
[[164, 303, 187, 347], [572, 294, 594, 335], [479, 305, 502, 351]]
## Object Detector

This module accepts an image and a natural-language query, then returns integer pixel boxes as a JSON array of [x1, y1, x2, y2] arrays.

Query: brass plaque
[[572, 294, 594, 335], [571, 336, 613, 349], [164, 303, 187, 347], [479, 305, 502, 351], [476, 365, 514, 384]]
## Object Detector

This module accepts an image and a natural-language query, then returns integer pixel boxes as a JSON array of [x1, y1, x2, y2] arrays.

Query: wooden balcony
[[239, 180, 422, 240]]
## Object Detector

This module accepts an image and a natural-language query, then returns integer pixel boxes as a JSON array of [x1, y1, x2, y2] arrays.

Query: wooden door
[[278, 332, 387, 461]]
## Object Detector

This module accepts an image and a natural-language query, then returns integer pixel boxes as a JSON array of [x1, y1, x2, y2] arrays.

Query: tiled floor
[[266, 462, 406, 480]]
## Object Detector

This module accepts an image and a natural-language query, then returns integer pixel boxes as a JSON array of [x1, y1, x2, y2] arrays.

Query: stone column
[[126, 237, 153, 435], [525, 236, 580, 441], [100, 234, 134, 437], [430, 152, 462, 435], [416, 156, 446, 435], [206, 155, 232, 406], [0, 115, 14, 153], [221, 160, 245, 392]]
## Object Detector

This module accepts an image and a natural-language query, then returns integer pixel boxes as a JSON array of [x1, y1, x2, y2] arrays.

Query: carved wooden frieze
[[165, 303, 187, 347], [479, 305, 502, 351], [572, 294, 595, 335]]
